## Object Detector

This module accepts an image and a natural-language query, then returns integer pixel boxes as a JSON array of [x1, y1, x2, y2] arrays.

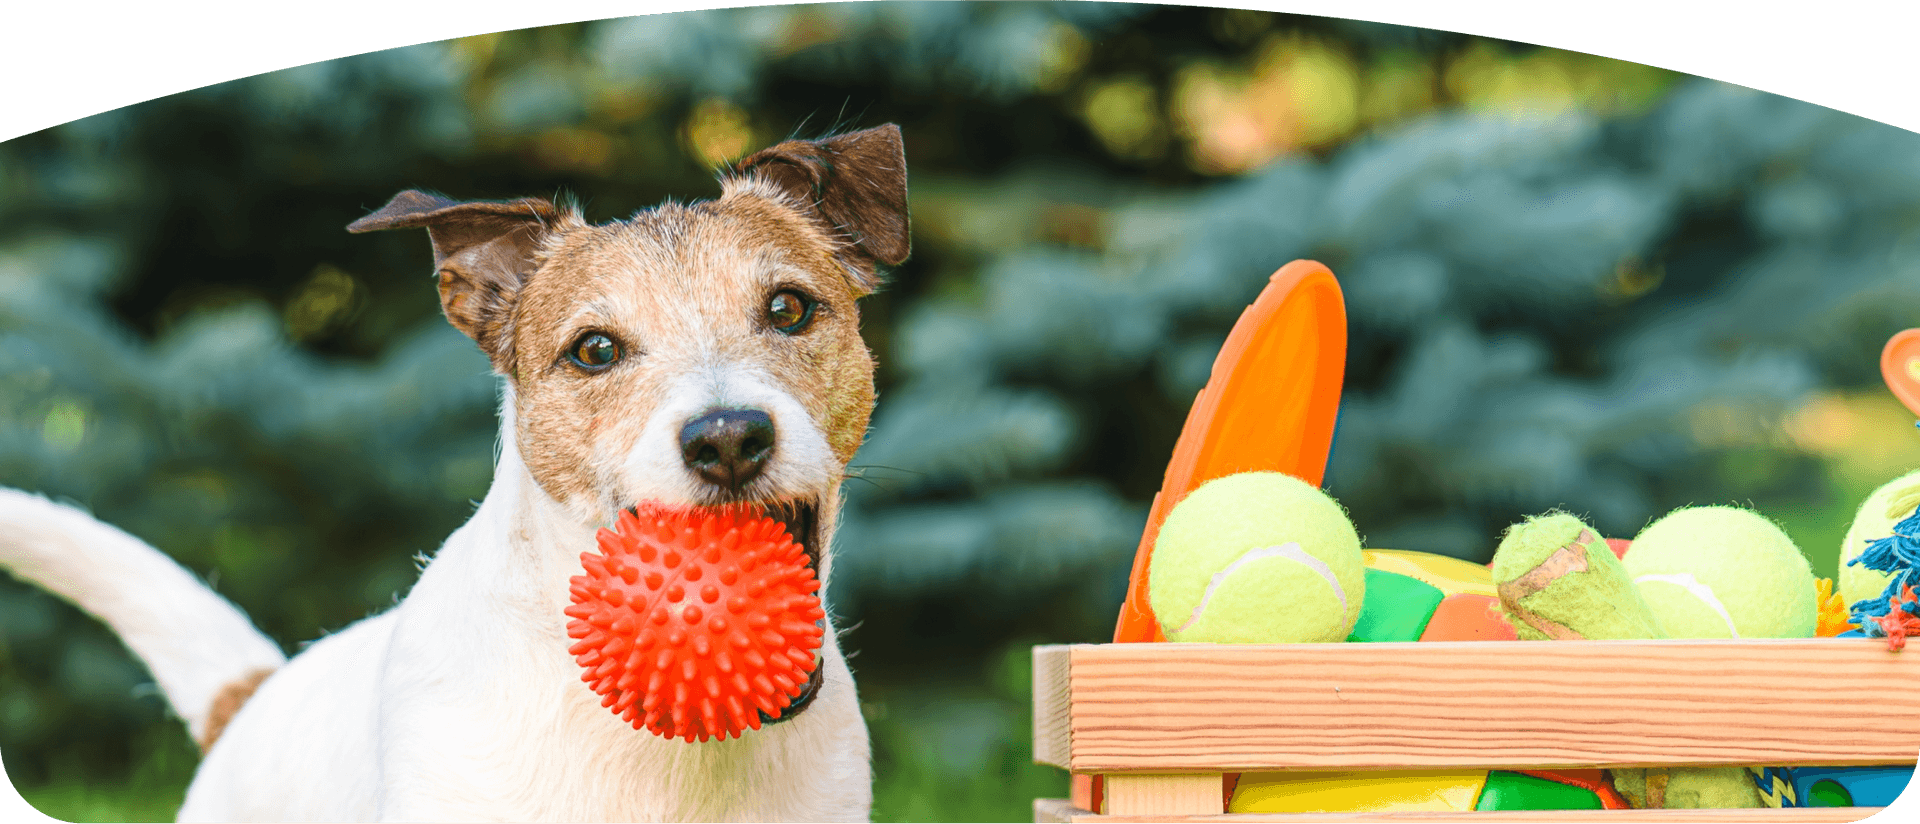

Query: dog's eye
[[767, 290, 816, 335], [567, 333, 622, 371]]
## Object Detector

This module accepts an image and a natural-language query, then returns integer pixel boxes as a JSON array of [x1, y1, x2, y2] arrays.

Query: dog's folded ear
[[730, 124, 910, 294], [348, 191, 562, 371]]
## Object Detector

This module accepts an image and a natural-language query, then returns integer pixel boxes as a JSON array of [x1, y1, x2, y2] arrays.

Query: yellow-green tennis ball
[[1839, 468, 1920, 607], [1624, 506, 1816, 639], [1491, 512, 1661, 641], [1149, 472, 1365, 643], [1613, 768, 1763, 809]]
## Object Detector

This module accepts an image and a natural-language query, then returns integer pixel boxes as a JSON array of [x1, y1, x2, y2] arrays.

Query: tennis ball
[[1149, 472, 1365, 643], [1624, 506, 1815, 639], [1839, 468, 1920, 607], [1613, 768, 1763, 810], [1491, 512, 1661, 640]]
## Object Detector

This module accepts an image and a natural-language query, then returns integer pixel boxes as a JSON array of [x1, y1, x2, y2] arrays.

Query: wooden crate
[[1031, 639, 1920, 822]]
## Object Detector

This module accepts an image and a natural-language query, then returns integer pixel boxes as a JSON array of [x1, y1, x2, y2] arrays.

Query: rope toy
[[1846, 506, 1920, 651]]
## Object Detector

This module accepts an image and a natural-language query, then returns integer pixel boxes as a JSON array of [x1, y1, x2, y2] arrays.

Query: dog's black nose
[[680, 408, 775, 491]]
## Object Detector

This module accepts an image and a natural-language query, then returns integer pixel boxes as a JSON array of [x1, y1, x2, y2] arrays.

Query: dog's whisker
[[846, 463, 926, 477]]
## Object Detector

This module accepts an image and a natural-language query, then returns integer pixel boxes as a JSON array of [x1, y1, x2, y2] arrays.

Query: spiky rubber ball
[[565, 504, 824, 742]]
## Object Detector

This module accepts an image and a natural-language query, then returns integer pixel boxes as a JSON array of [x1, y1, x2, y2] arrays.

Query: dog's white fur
[[0, 127, 910, 822]]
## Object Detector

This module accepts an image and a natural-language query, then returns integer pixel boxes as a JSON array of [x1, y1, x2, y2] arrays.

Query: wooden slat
[[1033, 800, 1885, 823], [1034, 640, 1920, 773], [1104, 773, 1224, 816], [1035, 797, 1082, 823], [1035, 645, 1074, 768]]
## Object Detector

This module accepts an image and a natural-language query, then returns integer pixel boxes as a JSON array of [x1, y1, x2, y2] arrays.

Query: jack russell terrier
[[0, 124, 910, 822]]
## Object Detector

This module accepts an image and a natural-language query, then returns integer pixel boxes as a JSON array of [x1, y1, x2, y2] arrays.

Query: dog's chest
[[449, 680, 851, 821], [378, 601, 863, 822]]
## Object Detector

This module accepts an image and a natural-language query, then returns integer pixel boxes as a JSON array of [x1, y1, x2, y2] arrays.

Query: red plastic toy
[[565, 504, 824, 742]]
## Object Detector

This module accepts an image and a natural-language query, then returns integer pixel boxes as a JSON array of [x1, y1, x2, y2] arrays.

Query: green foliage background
[[4, 3, 1920, 821]]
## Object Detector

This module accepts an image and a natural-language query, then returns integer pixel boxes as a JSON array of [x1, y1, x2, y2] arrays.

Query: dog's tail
[[0, 488, 287, 750]]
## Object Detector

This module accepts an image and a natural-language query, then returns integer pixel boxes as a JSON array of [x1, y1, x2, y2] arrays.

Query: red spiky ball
[[565, 504, 824, 742]]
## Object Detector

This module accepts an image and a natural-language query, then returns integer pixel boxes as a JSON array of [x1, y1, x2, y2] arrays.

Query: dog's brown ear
[[731, 124, 910, 293], [348, 190, 561, 370]]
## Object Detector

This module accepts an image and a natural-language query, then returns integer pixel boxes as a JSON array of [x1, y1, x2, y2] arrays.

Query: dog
[[0, 124, 910, 822]]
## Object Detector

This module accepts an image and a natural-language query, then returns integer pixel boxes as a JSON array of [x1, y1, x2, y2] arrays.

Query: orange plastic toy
[[1884, 328, 1920, 418], [1113, 260, 1347, 643]]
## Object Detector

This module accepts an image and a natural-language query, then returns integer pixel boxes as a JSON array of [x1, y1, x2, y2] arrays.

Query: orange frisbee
[[1113, 260, 1346, 643]]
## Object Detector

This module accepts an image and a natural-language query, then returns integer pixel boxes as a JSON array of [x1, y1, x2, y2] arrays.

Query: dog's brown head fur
[[349, 126, 908, 531]]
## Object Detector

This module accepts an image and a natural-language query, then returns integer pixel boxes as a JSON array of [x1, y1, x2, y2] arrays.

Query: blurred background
[[4, 2, 1920, 820]]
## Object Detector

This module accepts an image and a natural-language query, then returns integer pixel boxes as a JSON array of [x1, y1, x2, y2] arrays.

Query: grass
[[7, 724, 195, 823], [866, 643, 1069, 822], [14, 777, 185, 823]]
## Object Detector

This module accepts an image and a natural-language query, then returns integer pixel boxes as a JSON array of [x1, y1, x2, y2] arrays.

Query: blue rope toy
[[1844, 420, 1920, 643]]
